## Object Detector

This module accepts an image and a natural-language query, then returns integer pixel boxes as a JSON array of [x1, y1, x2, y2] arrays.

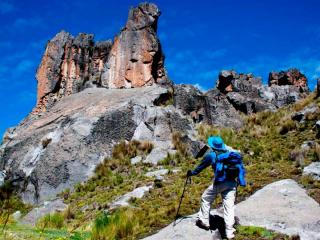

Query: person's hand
[[187, 170, 193, 177]]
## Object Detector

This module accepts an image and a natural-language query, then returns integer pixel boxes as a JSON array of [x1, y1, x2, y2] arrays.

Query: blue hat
[[207, 136, 226, 151]]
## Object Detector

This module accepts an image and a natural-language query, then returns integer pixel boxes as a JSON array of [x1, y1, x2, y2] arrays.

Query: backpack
[[213, 151, 242, 184]]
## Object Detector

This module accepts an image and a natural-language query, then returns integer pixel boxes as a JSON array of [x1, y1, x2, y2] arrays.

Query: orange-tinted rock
[[268, 68, 308, 89], [101, 3, 168, 89], [35, 3, 169, 113], [35, 32, 112, 113]]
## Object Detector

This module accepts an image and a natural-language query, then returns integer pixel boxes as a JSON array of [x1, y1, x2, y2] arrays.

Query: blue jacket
[[190, 151, 246, 186]]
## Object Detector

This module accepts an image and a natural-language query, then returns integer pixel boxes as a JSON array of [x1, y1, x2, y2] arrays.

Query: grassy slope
[[1, 94, 320, 239]]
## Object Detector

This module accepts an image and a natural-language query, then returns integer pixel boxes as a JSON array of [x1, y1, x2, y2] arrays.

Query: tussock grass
[[91, 209, 141, 240], [36, 212, 65, 229]]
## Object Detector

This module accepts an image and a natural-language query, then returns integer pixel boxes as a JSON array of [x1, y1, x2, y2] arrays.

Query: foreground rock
[[236, 179, 320, 240], [143, 214, 218, 240], [144, 179, 320, 240]]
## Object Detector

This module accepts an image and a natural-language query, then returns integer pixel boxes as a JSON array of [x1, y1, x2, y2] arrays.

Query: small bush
[[172, 132, 188, 156], [289, 149, 305, 167], [279, 119, 296, 134], [36, 212, 65, 229], [41, 137, 52, 148], [91, 208, 140, 240]]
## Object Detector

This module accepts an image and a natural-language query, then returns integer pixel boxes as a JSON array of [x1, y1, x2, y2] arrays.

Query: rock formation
[[0, 1, 313, 205], [268, 68, 308, 89], [0, 85, 199, 204], [36, 32, 112, 112], [35, 2, 168, 113], [101, 3, 168, 89], [174, 68, 309, 128]]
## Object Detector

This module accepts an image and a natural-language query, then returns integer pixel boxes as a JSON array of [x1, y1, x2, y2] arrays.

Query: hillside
[[0, 2, 320, 240]]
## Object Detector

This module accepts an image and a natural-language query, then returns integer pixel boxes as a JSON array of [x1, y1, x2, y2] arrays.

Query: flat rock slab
[[143, 214, 222, 240], [303, 162, 320, 181], [236, 179, 320, 240], [110, 185, 153, 209], [145, 169, 169, 178], [21, 198, 67, 226], [144, 179, 320, 240]]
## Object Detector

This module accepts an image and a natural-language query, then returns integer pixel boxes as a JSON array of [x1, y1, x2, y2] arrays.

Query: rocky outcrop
[[173, 68, 310, 129], [268, 68, 308, 88], [35, 3, 169, 113], [317, 78, 320, 98], [101, 3, 168, 89], [0, 85, 199, 204]]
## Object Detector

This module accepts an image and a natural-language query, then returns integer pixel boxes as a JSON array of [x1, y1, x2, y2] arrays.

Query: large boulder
[[0, 86, 197, 204], [204, 89, 244, 128], [236, 179, 320, 240]]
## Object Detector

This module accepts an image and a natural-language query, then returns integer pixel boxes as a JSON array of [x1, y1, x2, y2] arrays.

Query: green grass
[[0, 223, 90, 240], [235, 226, 298, 240]]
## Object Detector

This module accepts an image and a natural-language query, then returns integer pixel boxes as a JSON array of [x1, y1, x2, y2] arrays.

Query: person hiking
[[187, 136, 246, 239]]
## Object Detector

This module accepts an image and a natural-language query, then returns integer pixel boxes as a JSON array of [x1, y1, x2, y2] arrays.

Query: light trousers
[[197, 180, 237, 236]]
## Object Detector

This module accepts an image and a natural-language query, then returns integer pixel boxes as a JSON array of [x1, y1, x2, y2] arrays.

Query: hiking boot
[[195, 219, 210, 231], [226, 233, 235, 239]]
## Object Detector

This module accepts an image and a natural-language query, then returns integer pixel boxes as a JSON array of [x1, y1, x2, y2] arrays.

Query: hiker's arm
[[237, 163, 246, 186], [189, 153, 214, 176]]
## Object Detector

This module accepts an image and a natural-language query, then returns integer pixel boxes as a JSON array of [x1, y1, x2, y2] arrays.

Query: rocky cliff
[[0, 2, 312, 205], [35, 2, 169, 113]]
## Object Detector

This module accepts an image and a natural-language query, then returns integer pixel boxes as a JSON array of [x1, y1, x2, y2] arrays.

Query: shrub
[[41, 137, 52, 148], [36, 212, 65, 229], [91, 209, 140, 240], [279, 119, 296, 134]]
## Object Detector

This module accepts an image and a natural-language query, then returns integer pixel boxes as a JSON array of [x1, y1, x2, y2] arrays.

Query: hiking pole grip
[[174, 175, 190, 226]]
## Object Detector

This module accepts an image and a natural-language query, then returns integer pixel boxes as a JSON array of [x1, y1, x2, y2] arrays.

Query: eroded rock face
[[101, 3, 168, 89], [268, 68, 308, 89], [35, 3, 169, 113], [36, 31, 112, 112]]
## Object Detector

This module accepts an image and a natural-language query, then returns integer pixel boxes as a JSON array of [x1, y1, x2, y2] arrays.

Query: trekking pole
[[173, 175, 191, 226]]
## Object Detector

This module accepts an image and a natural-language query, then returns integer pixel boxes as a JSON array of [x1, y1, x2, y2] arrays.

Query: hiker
[[187, 136, 246, 239]]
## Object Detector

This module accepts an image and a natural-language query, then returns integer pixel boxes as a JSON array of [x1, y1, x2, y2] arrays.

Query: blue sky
[[0, 0, 320, 138]]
